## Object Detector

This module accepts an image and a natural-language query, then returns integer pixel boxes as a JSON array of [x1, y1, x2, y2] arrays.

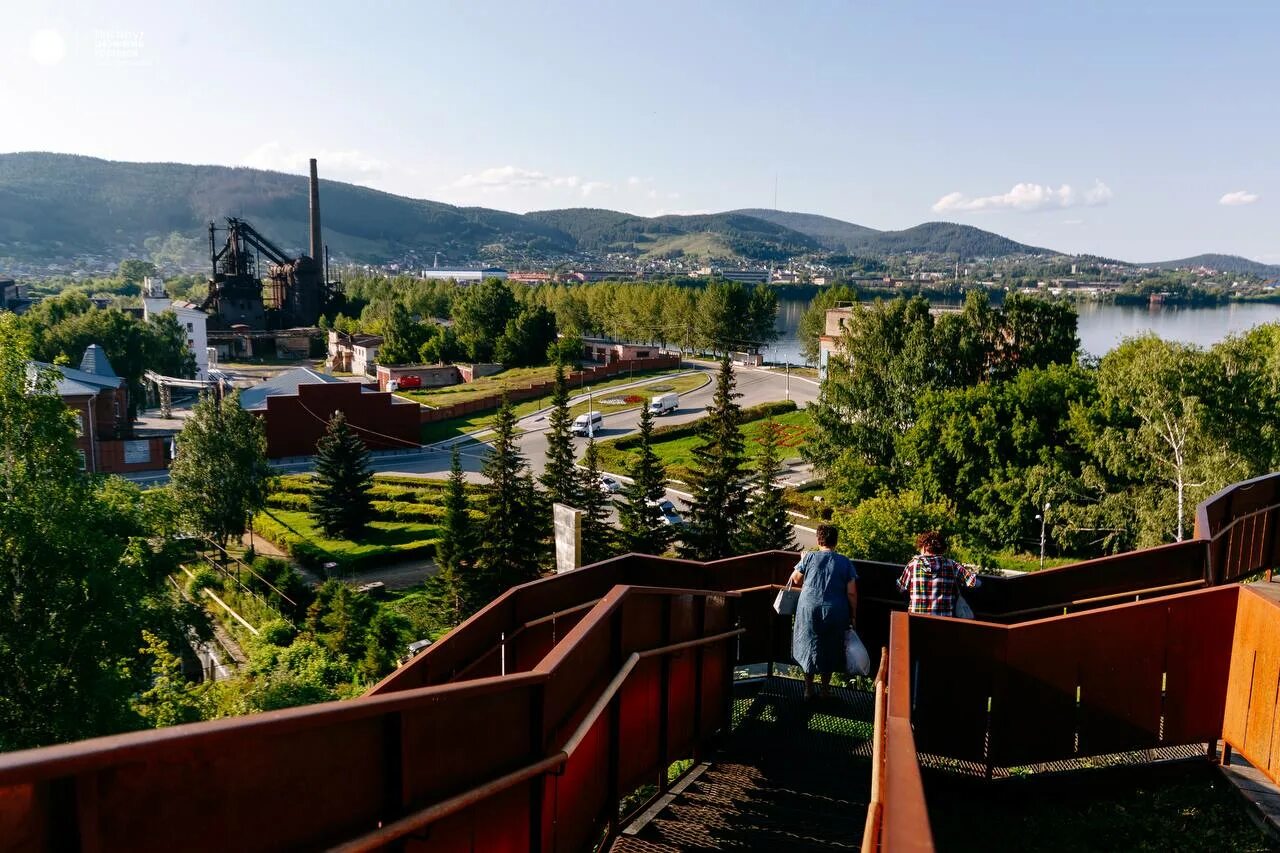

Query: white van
[[572, 411, 603, 436], [649, 392, 679, 416]]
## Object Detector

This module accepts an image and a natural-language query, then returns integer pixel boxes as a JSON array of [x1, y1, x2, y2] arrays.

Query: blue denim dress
[[791, 550, 857, 674]]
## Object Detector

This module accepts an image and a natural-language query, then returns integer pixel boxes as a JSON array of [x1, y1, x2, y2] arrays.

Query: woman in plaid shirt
[[897, 531, 980, 616]]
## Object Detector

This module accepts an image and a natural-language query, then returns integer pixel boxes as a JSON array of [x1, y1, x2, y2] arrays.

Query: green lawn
[[400, 364, 562, 407], [254, 474, 470, 571], [596, 409, 812, 482], [419, 369, 705, 445]]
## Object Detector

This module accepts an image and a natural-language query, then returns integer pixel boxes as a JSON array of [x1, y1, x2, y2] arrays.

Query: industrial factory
[[201, 158, 342, 358]]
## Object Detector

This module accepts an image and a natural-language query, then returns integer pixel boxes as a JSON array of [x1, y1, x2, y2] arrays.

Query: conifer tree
[[540, 361, 580, 507], [311, 410, 374, 539], [681, 357, 748, 560], [477, 398, 544, 599], [577, 436, 614, 565], [739, 419, 796, 552], [436, 445, 476, 619], [618, 403, 673, 555]]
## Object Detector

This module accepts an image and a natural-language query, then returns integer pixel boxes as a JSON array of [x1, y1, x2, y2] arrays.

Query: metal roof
[[236, 367, 349, 411]]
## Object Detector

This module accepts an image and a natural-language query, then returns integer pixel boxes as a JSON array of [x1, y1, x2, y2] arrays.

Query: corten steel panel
[[1072, 603, 1166, 756], [700, 642, 732, 737], [976, 541, 1206, 618], [93, 716, 388, 852], [701, 551, 797, 590], [400, 684, 537, 807], [1224, 588, 1280, 780], [617, 658, 663, 796], [909, 618, 1006, 763], [1164, 586, 1239, 744], [703, 593, 733, 635], [667, 652, 698, 760], [0, 782, 46, 851], [620, 594, 666, 654], [549, 714, 610, 853], [374, 596, 518, 693], [992, 618, 1080, 766], [734, 587, 780, 666], [414, 782, 533, 853]]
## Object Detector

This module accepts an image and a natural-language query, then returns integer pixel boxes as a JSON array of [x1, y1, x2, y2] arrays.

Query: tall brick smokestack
[[308, 158, 322, 263]]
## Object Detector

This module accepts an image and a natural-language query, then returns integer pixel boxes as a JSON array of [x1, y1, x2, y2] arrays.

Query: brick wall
[[97, 437, 170, 473], [263, 382, 421, 458]]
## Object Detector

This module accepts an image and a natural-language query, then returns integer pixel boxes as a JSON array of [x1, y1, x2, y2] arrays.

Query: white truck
[[649, 392, 679, 416]]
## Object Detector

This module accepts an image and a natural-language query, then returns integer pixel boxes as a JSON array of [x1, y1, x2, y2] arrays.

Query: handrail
[[862, 648, 889, 853], [991, 578, 1206, 619], [332, 624, 745, 852], [448, 598, 603, 682]]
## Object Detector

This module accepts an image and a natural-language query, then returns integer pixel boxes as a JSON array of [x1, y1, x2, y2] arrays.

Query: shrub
[[259, 619, 297, 647], [186, 566, 223, 597], [266, 492, 310, 511], [834, 490, 955, 564], [609, 400, 798, 451]]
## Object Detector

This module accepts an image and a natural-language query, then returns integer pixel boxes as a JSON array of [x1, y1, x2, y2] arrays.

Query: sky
[[1, 0, 1277, 263]]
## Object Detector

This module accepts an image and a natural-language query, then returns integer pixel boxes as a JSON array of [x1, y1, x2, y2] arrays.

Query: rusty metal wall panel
[[909, 618, 1006, 763], [1164, 586, 1238, 743], [617, 658, 662, 796], [1224, 588, 1280, 780], [667, 652, 697, 760], [550, 714, 610, 853], [400, 685, 537, 806], [699, 642, 731, 738], [92, 716, 386, 852], [992, 618, 1080, 766], [1073, 604, 1166, 756], [0, 783, 47, 852]]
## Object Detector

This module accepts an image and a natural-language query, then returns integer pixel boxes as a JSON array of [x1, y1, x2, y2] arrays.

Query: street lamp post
[[1036, 502, 1051, 569]]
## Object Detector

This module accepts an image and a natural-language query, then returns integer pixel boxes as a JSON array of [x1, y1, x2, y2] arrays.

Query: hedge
[[607, 400, 798, 451], [253, 511, 436, 573], [267, 492, 311, 511], [372, 500, 446, 522]]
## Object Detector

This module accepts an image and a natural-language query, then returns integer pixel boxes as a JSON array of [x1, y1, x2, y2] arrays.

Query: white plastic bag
[[773, 579, 800, 616], [844, 628, 870, 676]]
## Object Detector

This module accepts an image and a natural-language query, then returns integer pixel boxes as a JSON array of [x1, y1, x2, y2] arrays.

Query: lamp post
[[1036, 502, 1051, 569]]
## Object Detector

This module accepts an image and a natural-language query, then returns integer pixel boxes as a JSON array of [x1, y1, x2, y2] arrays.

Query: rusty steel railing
[[1196, 472, 1280, 585], [1221, 585, 1280, 782], [0, 584, 740, 853]]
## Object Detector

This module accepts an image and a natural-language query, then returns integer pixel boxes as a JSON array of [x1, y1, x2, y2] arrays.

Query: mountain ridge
[[0, 152, 1272, 273]]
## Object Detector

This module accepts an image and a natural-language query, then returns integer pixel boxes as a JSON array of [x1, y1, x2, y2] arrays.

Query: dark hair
[[916, 530, 948, 554], [816, 524, 838, 548]]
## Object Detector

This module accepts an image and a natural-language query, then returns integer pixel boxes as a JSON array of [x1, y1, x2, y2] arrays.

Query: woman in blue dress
[[789, 524, 859, 700]]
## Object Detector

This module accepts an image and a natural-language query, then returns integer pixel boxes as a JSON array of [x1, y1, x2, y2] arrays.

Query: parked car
[[599, 475, 622, 494], [649, 498, 684, 526], [572, 411, 603, 437]]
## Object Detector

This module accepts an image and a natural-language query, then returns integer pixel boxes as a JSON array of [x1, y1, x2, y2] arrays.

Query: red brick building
[[238, 367, 421, 458], [37, 344, 168, 473]]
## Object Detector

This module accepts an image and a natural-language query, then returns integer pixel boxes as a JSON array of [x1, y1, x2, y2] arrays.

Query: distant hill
[[732, 209, 881, 252], [0, 152, 1069, 270], [1144, 254, 1280, 276]]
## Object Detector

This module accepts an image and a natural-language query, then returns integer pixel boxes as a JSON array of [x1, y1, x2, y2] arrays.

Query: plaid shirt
[[897, 554, 981, 616]]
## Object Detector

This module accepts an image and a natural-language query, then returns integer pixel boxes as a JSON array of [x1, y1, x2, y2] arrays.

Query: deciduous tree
[[169, 389, 272, 551]]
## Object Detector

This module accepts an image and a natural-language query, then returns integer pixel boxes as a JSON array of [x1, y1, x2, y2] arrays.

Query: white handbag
[[773, 579, 800, 616]]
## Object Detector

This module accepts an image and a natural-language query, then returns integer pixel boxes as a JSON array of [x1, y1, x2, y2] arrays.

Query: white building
[[417, 267, 507, 283], [141, 277, 210, 379]]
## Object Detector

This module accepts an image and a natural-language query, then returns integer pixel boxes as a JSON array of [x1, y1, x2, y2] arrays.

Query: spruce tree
[[681, 357, 748, 560], [578, 436, 614, 565], [311, 410, 374, 539], [618, 403, 673, 555], [739, 419, 797, 552], [477, 398, 544, 600], [436, 445, 476, 620], [540, 362, 580, 507]]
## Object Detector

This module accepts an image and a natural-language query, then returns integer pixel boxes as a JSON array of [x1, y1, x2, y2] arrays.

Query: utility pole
[[785, 360, 790, 401]]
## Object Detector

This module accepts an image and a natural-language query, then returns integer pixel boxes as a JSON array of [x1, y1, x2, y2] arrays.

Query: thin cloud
[[1219, 190, 1259, 206], [933, 180, 1112, 213], [242, 142, 388, 180], [452, 165, 610, 197]]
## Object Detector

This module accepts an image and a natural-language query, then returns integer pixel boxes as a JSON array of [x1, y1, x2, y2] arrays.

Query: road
[[128, 362, 821, 546]]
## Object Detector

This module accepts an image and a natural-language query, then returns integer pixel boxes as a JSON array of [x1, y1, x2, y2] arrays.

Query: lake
[[768, 297, 1280, 364]]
